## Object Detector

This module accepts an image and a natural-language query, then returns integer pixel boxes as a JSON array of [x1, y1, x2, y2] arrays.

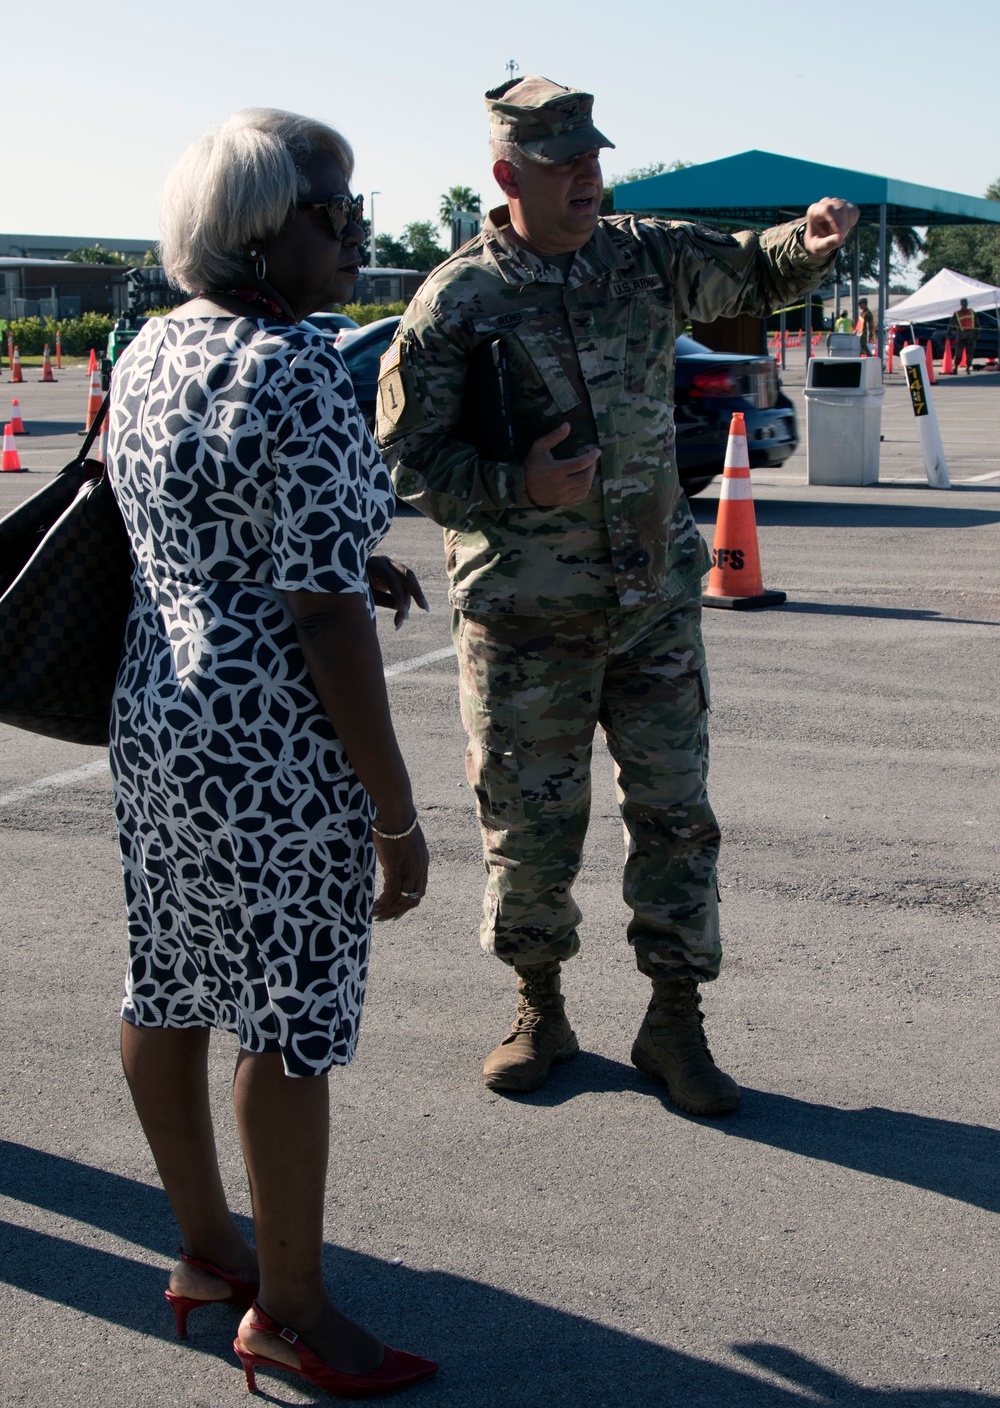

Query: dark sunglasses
[[296, 193, 364, 240]]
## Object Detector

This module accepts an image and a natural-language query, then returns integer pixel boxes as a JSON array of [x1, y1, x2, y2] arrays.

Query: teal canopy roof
[[613, 150, 1000, 228]]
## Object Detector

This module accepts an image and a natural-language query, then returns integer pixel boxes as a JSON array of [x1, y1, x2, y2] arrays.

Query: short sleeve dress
[[106, 315, 394, 1077]]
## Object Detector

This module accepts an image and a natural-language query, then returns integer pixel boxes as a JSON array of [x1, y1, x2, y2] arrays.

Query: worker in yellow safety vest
[[854, 298, 874, 355], [946, 298, 978, 374]]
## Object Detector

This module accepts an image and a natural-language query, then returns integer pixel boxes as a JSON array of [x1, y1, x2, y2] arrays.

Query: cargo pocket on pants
[[460, 687, 525, 827]]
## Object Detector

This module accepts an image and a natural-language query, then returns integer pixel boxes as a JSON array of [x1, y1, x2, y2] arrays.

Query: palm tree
[[439, 187, 482, 229]]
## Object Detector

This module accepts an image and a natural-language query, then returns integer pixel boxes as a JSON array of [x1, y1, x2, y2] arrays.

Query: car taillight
[[690, 369, 739, 397]]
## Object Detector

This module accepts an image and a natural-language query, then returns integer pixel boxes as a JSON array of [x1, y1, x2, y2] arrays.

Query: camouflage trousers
[[452, 587, 721, 981], [955, 334, 975, 370]]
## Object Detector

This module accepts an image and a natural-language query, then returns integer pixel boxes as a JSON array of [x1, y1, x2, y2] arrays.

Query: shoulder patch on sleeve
[[379, 338, 401, 377]]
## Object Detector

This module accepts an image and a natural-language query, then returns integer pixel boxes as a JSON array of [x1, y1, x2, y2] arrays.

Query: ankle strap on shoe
[[249, 1302, 299, 1344]]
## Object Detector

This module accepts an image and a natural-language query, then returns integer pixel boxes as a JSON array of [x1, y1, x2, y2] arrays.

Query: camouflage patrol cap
[[485, 75, 615, 165]]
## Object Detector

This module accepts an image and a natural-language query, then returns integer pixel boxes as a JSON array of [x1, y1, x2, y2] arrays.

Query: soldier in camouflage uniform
[[376, 76, 858, 1115]]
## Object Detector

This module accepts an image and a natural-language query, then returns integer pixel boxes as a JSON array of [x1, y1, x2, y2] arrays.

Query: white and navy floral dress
[[107, 316, 394, 1077]]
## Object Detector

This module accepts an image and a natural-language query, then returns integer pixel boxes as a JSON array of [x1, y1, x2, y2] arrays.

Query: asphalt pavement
[[1, 359, 998, 1407]]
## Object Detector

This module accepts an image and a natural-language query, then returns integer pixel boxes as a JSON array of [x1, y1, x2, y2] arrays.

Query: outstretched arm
[[659, 198, 859, 324]]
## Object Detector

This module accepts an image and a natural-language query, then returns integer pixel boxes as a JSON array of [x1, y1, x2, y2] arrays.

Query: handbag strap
[[75, 393, 112, 469]]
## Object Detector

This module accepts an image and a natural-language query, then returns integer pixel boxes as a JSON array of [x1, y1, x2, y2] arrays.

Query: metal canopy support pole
[[877, 203, 888, 364], [780, 307, 786, 370], [851, 227, 860, 323], [804, 291, 811, 368]]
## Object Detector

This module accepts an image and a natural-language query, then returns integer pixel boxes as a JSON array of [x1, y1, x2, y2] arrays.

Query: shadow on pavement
[[1, 1189, 998, 1406], [720, 1089, 1000, 1215], [691, 500, 1000, 530], [489, 1062, 999, 1214], [732, 1342, 998, 1406], [18, 420, 85, 437], [775, 602, 999, 626]]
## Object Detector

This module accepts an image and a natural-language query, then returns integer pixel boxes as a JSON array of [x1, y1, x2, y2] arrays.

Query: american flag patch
[[379, 339, 401, 376]]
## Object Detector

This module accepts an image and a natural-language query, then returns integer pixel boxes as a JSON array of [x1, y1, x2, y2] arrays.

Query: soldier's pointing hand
[[525, 423, 601, 506], [803, 197, 860, 257]]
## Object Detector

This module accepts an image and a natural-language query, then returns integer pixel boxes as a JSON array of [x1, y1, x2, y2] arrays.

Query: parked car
[[672, 334, 797, 495], [340, 319, 797, 497], [337, 315, 402, 413], [301, 310, 359, 339], [889, 312, 998, 361]]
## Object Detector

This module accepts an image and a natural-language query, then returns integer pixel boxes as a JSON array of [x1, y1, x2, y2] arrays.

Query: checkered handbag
[[0, 396, 133, 745]]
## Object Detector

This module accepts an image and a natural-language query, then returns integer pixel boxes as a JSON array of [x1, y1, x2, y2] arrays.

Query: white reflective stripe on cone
[[724, 439, 750, 470], [719, 478, 753, 500]]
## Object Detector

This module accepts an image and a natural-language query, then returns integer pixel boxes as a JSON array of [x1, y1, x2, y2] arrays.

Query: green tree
[[400, 221, 448, 272], [64, 243, 127, 265], [373, 221, 455, 273], [143, 244, 161, 267], [439, 186, 482, 228], [918, 178, 1000, 286], [601, 160, 691, 216], [832, 225, 925, 289], [374, 231, 413, 268]]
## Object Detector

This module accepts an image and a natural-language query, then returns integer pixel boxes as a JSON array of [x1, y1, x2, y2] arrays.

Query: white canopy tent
[[886, 267, 1000, 324]]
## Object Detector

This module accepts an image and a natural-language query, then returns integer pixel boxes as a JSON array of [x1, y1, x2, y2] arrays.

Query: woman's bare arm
[[284, 588, 428, 920]]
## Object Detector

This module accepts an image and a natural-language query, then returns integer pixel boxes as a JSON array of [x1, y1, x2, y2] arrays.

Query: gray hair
[[489, 137, 529, 172], [159, 108, 354, 293]]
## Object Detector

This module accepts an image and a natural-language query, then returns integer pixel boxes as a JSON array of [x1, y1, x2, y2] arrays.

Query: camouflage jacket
[[376, 206, 834, 615]]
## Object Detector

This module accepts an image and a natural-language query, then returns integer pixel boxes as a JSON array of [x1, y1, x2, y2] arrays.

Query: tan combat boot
[[482, 961, 579, 1092], [631, 977, 740, 1116]]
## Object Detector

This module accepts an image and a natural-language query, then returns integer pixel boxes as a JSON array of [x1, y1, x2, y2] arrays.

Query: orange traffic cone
[[925, 341, 935, 384], [11, 347, 23, 383], [942, 339, 955, 374], [10, 398, 28, 434], [96, 414, 110, 465], [703, 413, 786, 611], [887, 337, 894, 374], [83, 363, 102, 430], [87, 347, 97, 376], [1, 422, 26, 472], [55, 329, 62, 369], [39, 344, 57, 382], [958, 346, 968, 371]]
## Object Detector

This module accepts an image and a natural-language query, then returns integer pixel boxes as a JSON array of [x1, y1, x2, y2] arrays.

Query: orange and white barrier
[[702, 412, 786, 611], [1, 422, 26, 472], [39, 344, 57, 383], [96, 415, 110, 465], [11, 347, 23, 383], [84, 363, 102, 430]]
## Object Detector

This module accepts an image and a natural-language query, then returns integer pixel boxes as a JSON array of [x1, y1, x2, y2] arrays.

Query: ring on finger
[[401, 890, 421, 900]]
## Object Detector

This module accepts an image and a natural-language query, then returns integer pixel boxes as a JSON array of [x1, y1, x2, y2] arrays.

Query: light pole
[[369, 191, 381, 269]]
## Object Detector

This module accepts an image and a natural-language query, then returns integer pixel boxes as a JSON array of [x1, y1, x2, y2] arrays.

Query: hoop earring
[[250, 249, 267, 282]]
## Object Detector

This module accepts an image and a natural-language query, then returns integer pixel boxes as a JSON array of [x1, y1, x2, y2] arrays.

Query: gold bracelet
[[371, 813, 419, 841]]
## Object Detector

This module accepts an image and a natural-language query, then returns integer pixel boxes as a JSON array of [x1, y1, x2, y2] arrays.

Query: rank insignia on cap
[[379, 339, 401, 376]]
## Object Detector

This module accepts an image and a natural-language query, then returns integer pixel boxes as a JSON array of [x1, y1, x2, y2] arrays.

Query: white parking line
[[0, 645, 457, 808], [383, 645, 455, 678], [0, 759, 111, 809]]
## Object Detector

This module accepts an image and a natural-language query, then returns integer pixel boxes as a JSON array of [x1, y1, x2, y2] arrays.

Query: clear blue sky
[[6, 0, 999, 247]]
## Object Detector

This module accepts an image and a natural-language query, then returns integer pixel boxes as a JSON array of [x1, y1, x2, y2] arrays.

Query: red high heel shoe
[[165, 1251, 259, 1340], [233, 1302, 438, 1399]]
